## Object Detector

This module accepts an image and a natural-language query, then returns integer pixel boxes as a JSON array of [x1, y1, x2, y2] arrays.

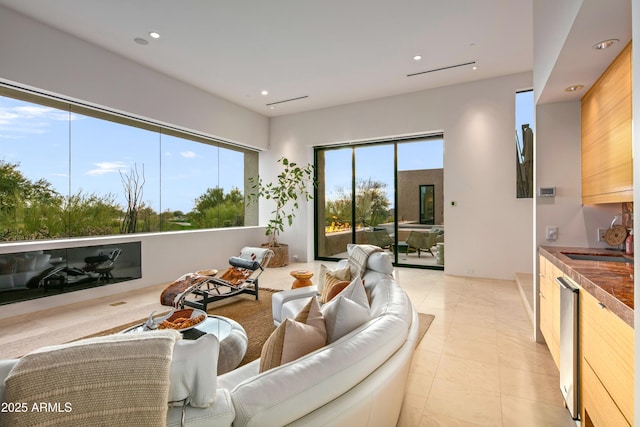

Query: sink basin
[[563, 253, 632, 263]]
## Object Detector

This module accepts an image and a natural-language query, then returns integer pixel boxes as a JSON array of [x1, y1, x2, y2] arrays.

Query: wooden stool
[[290, 270, 313, 289]]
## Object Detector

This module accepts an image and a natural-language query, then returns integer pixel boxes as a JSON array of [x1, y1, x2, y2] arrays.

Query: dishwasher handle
[[555, 276, 579, 292]]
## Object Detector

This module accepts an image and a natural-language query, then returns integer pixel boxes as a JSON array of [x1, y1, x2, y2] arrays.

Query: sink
[[563, 253, 632, 263]]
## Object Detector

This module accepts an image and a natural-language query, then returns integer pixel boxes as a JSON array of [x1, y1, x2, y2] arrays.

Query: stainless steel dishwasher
[[556, 276, 580, 420]]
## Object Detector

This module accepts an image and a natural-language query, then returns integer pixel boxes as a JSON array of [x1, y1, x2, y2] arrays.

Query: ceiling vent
[[407, 61, 476, 77], [266, 95, 309, 107]]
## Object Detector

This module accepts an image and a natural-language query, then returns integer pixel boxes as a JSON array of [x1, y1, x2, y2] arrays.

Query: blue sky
[[0, 96, 244, 213]]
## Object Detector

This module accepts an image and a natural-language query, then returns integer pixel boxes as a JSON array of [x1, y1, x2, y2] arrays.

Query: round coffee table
[[124, 314, 248, 375], [290, 270, 313, 289]]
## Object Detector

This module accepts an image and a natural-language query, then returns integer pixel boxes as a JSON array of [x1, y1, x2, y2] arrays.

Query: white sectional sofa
[[0, 246, 419, 427]]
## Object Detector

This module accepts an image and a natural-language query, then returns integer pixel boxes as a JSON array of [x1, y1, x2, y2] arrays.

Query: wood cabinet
[[538, 255, 560, 369], [580, 289, 634, 425], [581, 41, 632, 204]]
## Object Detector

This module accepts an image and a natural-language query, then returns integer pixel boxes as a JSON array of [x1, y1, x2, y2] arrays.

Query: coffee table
[[123, 314, 248, 374]]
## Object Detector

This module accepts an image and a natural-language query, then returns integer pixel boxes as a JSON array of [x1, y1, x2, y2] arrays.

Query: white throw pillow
[[321, 295, 371, 343], [335, 274, 369, 310], [169, 334, 219, 408]]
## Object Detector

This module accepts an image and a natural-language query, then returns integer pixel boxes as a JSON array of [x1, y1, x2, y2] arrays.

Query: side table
[[122, 314, 247, 374], [290, 270, 313, 289]]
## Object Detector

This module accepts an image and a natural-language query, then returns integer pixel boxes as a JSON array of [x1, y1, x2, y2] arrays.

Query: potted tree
[[248, 157, 315, 267]]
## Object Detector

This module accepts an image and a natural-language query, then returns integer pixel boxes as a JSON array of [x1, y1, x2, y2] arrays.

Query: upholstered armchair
[[365, 229, 394, 250], [405, 231, 439, 257]]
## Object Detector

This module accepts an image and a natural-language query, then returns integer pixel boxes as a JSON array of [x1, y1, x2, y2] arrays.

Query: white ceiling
[[0, 1, 631, 117]]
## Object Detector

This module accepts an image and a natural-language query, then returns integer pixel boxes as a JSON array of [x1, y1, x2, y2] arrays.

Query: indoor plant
[[248, 157, 315, 267]]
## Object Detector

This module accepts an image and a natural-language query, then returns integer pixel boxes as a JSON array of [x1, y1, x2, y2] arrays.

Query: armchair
[[365, 229, 394, 250], [405, 231, 439, 257]]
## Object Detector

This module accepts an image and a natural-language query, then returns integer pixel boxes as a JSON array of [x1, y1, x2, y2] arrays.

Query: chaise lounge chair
[[160, 246, 274, 310]]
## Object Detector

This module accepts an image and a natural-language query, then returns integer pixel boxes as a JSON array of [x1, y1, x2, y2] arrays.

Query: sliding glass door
[[315, 135, 444, 269]]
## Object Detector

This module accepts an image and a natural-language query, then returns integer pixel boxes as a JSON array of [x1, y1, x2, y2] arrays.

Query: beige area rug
[[84, 289, 434, 367]]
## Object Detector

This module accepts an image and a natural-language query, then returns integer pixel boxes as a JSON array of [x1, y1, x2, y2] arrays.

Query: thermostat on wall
[[538, 187, 556, 197]]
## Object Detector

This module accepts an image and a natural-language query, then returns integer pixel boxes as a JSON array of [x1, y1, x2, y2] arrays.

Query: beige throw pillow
[[317, 264, 351, 295], [260, 297, 326, 372]]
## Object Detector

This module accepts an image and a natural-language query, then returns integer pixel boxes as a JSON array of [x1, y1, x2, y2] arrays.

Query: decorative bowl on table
[[156, 308, 207, 331]]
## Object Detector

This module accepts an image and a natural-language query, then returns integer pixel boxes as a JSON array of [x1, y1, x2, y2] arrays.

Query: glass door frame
[[314, 134, 444, 270]]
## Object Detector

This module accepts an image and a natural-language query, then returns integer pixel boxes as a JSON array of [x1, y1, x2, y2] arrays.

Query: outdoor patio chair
[[406, 231, 439, 257], [160, 246, 274, 310], [365, 229, 394, 250]]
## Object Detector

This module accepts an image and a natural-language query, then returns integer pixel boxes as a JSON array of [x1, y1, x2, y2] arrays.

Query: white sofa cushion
[[169, 334, 219, 408], [365, 251, 394, 274]]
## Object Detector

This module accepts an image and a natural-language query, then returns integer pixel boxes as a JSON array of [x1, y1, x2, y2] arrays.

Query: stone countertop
[[539, 246, 634, 329]]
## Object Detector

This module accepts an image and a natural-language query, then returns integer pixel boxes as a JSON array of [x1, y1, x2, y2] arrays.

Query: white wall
[[0, 6, 269, 150], [269, 72, 534, 280], [535, 101, 620, 248], [0, 226, 266, 319]]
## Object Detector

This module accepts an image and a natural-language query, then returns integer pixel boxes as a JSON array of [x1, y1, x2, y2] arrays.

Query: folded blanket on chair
[[217, 267, 252, 286]]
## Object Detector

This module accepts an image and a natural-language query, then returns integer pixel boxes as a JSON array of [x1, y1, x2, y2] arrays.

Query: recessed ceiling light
[[261, 90, 269, 96], [472, 65, 477, 70], [413, 55, 422, 61], [134, 38, 149, 46], [149, 31, 160, 39], [593, 39, 619, 50], [269, 106, 274, 110], [565, 85, 584, 92]]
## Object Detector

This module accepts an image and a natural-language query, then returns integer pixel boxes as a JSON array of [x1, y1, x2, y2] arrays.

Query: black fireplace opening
[[0, 241, 142, 305]]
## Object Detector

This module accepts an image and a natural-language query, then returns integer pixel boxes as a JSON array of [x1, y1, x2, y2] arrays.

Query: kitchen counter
[[539, 246, 634, 328]]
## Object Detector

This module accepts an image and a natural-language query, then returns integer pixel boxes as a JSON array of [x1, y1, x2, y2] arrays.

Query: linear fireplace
[[0, 242, 141, 305]]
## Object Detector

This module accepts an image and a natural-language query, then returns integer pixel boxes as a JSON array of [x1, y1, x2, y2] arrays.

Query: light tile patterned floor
[[395, 268, 576, 427], [0, 262, 576, 426]]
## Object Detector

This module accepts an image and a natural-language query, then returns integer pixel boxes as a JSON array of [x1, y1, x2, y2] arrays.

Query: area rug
[[84, 289, 435, 368]]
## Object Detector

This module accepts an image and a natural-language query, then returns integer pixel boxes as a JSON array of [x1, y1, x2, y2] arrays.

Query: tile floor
[[0, 262, 576, 426]]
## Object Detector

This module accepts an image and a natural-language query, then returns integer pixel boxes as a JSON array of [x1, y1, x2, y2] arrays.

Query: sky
[[0, 95, 244, 213]]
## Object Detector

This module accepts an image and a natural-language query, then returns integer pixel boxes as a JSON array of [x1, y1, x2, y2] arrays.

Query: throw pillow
[[324, 280, 351, 302], [259, 320, 326, 373], [294, 296, 327, 339], [334, 274, 369, 310], [168, 334, 219, 408], [317, 264, 351, 295], [321, 295, 371, 343], [260, 296, 326, 373]]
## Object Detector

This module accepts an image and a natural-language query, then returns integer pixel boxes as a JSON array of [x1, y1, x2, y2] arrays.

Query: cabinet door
[[581, 41, 632, 204], [582, 360, 631, 427], [538, 256, 559, 368], [580, 290, 634, 423]]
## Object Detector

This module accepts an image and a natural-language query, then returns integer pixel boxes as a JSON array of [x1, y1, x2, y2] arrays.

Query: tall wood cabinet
[[581, 41, 633, 204]]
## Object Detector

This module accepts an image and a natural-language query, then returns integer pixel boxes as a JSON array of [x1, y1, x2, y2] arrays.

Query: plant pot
[[262, 243, 289, 267]]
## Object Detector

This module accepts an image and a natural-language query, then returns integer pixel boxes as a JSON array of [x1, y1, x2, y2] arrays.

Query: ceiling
[[0, 1, 631, 117]]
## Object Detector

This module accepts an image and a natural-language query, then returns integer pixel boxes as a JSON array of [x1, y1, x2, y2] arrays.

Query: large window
[[0, 86, 257, 242]]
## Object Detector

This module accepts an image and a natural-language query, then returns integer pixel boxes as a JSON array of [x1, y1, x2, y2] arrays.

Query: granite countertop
[[539, 246, 634, 329]]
